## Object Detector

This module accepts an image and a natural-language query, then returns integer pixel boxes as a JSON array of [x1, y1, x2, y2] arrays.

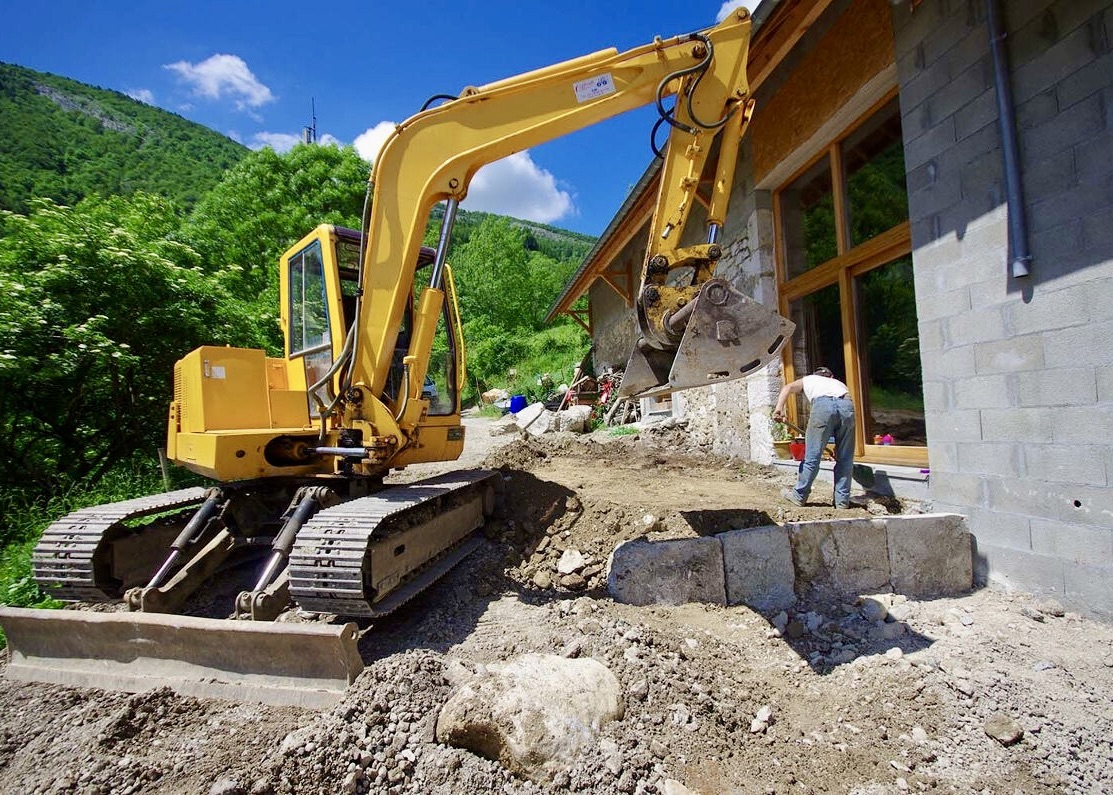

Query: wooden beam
[[598, 271, 633, 306], [562, 308, 591, 334], [548, 174, 658, 317]]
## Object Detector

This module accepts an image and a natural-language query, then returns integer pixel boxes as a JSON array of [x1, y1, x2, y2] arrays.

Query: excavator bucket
[[0, 607, 363, 709], [619, 278, 796, 398]]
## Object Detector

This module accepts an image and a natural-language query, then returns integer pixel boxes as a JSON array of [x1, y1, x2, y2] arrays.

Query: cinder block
[[952, 373, 1011, 408], [719, 526, 796, 612], [929, 470, 989, 507], [981, 407, 1056, 444], [887, 514, 973, 598], [788, 519, 890, 598], [1043, 319, 1113, 368], [1029, 179, 1113, 233], [606, 538, 726, 607], [1031, 518, 1113, 567], [954, 87, 998, 141], [986, 477, 1113, 530], [903, 116, 957, 171], [956, 441, 1022, 478], [1097, 366, 1113, 402], [922, 407, 981, 443], [974, 335, 1047, 374], [1063, 560, 1113, 620], [944, 21, 992, 78], [1011, 22, 1098, 104], [1029, 220, 1086, 277], [1020, 148, 1078, 199], [964, 506, 1032, 552], [1023, 442, 1107, 486], [914, 286, 972, 323], [1004, 285, 1091, 335], [980, 545, 1065, 597], [930, 57, 993, 125]]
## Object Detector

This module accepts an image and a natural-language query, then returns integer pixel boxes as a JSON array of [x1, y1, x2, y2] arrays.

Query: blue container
[[509, 394, 527, 414]]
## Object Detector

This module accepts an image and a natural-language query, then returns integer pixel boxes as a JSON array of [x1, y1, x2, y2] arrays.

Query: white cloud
[[716, 0, 760, 22], [353, 122, 397, 163], [318, 133, 342, 147], [251, 132, 301, 152], [127, 88, 154, 105], [351, 124, 574, 224], [463, 151, 574, 224], [164, 54, 275, 111]]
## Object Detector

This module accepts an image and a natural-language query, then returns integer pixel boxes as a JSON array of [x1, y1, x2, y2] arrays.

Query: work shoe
[[834, 502, 851, 509], [781, 487, 805, 507]]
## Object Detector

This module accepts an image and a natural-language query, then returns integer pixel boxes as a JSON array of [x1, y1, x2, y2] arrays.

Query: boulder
[[435, 654, 624, 781]]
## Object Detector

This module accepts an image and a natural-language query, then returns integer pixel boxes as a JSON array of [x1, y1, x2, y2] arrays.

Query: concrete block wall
[[892, 0, 1113, 617]]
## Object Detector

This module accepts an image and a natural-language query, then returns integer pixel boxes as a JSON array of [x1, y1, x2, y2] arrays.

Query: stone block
[[787, 519, 890, 599], [887, 514, 973, 598], [606, 538, 726, 607], [956, 441, 1022, 478], [719, 526, 796, 613]]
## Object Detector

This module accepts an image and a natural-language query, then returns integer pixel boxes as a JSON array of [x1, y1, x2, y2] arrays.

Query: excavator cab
[[283, 225, 460, 421]]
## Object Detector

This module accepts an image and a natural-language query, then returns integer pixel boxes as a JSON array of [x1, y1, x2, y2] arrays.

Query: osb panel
[[752, 0, 895, 181]]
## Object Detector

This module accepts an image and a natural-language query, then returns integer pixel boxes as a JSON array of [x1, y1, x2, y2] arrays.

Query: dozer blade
[[0, 606, 363, 709], [619, 278, 795, 398]]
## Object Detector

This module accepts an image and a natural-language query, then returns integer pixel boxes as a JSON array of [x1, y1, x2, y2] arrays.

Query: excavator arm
[[340, 6, 791, 446]]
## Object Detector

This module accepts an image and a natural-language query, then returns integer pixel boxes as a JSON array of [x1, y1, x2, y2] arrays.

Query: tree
[[178, 143, 370, 352], [0, 194, 251, 495]]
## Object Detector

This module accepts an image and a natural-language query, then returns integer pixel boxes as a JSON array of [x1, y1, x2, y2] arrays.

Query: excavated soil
[[2, 416, 1112, 795]]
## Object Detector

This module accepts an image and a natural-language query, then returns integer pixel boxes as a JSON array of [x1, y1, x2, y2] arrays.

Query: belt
[[816, 395, 849, 400]]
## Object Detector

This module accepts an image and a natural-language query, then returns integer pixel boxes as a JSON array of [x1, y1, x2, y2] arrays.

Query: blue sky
[[2, 1, 756, 236]]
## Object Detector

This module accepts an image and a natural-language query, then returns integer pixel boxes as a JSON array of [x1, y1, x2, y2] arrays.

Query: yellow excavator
[[0, 8, 792, 707]]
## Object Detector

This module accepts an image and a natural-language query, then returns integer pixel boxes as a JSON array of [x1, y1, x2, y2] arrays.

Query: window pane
[[780, 157, 837, 279], [786, 282, 844, 420], [854, 256, 925, 446], [843, 98, 908, 246], [289, 241, 330, 356]]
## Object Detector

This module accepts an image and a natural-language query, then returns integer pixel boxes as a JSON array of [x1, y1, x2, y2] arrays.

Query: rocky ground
[[1, 414, 1111, 794]]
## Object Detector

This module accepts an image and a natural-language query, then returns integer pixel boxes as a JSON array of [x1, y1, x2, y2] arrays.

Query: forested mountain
[[0, 62, 247, 212]]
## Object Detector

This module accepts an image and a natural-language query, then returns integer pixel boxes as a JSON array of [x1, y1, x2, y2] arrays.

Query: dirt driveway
[[1, 416, 1111, 794]]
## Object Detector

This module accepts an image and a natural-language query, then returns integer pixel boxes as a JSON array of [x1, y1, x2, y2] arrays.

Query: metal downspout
[[987, 0, 1031, 278]]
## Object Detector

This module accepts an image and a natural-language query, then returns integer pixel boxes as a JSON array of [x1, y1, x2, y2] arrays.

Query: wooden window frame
[[772, 89, 926, 467]]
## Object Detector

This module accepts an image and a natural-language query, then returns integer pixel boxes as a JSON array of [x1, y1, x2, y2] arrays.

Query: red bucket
[[789, 440, 806, 461]]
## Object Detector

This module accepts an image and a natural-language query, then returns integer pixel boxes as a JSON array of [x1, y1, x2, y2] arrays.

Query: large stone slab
[[720, 525, 796, 612], [788, 518, 891, 598], [607, 537, 726, 606], [887, 513, 972, 597]]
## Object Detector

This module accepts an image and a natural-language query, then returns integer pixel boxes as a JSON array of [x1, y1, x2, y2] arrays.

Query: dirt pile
[[1, 424, 1111, 794]]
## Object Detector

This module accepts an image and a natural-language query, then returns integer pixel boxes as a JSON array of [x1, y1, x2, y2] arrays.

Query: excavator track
[[32, 487, 209, 602], [289, 469, 499, 616]]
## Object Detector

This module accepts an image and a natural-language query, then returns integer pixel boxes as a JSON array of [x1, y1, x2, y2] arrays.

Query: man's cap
[[813, 367, 834, 377]]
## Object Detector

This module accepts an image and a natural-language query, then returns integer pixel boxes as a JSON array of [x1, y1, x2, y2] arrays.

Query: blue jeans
[[789, 396, 855, 506]]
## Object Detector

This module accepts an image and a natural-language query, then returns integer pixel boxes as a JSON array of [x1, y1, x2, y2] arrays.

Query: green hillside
[[0, 62, 247, 212]]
